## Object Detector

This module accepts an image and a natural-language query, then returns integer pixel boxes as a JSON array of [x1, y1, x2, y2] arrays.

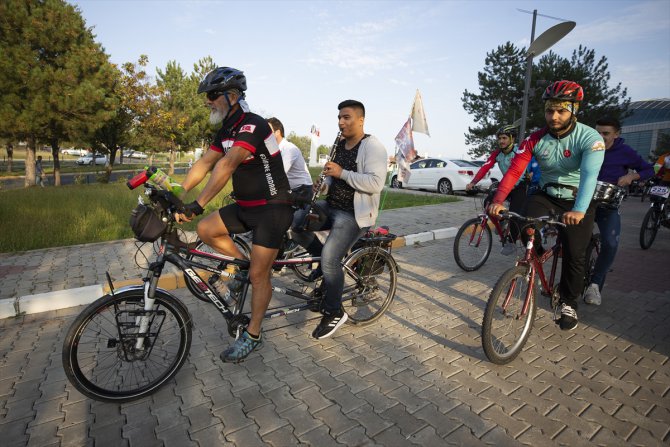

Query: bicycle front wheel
[[639, 207, 660, 249], [453, 217, 493, 271], [482, 266, 536, 365], [62, 289, 192, 403], [341, 247, 397, 325]]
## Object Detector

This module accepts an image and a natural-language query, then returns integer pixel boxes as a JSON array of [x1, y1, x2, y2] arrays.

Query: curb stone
[[0, 226, 459, 319]]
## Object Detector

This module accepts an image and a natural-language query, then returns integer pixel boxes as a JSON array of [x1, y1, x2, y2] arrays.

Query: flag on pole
[[410, 89, 430, 136], [394, 118, 416, 161], [394, 119, 416, 183], [396, 149, 412, 184]]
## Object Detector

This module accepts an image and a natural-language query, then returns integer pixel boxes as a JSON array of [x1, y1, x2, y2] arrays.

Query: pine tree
[[461, 42, 526, 158], [462, 43, 631, 158], [93, 55, 155, 170], [0, 0, 116, 186]]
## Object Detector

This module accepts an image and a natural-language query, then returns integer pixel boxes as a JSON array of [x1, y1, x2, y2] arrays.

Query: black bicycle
[[640, 181, 670, 249], [62, 185, 398, 403]]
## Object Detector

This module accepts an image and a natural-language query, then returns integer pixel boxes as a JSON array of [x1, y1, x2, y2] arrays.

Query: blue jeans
[[291, 200, 367, 313], [591, 206, 620, 291]]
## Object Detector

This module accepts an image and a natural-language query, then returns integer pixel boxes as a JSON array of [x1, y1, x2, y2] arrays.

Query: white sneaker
[[500, 243, 515, 256], [583, 283, 601, 305]]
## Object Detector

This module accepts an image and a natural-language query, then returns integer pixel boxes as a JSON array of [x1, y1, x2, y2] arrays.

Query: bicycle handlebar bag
[[130, 204, 167, 242]]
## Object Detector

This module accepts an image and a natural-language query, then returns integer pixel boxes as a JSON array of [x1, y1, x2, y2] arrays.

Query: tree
[[0, 0, 116, 186], [93, 55, 155, 173], [534, 45, 630, 128], [462, 42, 631, 158], [146, 58, 215, 174], [189, 56, 217, 150], [461, 42, 526, 158], [287, 132, 312, 161]]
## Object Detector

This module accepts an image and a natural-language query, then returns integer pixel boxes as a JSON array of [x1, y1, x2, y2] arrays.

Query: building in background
[[621, 99, 670, 161]]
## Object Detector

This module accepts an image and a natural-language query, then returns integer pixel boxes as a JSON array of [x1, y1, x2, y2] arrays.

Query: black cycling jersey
[[210, 108, 290, 206]]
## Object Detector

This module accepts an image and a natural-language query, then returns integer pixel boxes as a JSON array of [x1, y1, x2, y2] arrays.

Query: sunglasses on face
[[206, 91, 225, 101]]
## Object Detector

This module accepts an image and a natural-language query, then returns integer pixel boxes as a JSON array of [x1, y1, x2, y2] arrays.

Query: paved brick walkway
[[1, 196, 668, 446]]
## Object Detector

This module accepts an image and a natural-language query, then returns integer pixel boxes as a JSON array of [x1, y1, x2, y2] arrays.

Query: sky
[[70, 0, 670, 160]]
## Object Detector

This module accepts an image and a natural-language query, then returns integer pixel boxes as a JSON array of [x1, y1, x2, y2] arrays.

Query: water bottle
[[145, 166, 186, 198]]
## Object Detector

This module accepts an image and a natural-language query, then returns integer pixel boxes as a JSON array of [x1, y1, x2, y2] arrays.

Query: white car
[[61, 148, 88, 156], [390, 158, 492, 195], [470, 160, 504, 183], [122, 150, 148, 159], [76, 154, 108, 165], [129, 151, 148, 159]]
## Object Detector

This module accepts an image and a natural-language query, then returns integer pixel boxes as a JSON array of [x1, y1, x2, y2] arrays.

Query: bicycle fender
[[111, 285, 188, 308]]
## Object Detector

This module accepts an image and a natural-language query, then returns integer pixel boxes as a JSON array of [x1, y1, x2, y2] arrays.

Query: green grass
[[0, 179, 458, 253]]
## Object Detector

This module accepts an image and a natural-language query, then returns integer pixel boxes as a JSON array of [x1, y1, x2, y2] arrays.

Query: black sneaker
[[312, 309, 348, 339], [557, 303, 578, 331], [307, 266, 323, 282]]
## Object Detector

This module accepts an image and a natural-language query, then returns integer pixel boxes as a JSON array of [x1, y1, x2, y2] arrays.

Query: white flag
[[410, 89, 430, 136]]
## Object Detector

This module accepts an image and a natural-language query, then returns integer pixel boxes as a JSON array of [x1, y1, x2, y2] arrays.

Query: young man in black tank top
[[292, 100, 388, 339]]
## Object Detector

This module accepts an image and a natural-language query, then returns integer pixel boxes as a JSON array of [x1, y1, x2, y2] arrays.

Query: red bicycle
[[481, 211, 600, 364], [453, 183, 516, 271]]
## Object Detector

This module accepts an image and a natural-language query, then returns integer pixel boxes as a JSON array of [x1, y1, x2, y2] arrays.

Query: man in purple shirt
[[584, 116, 655, 305]]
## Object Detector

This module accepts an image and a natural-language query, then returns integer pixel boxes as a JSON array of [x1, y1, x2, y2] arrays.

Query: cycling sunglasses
[[206, 91, 226, 101]]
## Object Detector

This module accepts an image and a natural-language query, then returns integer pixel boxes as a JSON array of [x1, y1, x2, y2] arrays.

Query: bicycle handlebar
[[498, 210, 566, 227]]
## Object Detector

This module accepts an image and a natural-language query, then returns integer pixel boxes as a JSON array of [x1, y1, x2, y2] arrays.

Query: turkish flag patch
[[239, 124, 256, 133], [563, 149, 572, 157]]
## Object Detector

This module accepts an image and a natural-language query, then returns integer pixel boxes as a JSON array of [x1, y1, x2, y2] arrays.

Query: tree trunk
[[25, 137, 36, 188], [50, 139, 61, 186], [169, 148, 175, 175]]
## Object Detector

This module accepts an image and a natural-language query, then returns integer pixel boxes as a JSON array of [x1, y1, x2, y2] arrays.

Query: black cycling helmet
[[197, 67, 247, 95], [542, 80, 584, 102], [496, 125, 517, 140]]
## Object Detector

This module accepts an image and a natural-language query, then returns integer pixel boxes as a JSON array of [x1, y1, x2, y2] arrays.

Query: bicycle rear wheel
[[341, 247, 397, 325], [62, 289, 192, 402], [184, 237, 251, 303], [482, 266, 536, 365], [453, 217, 493, 271], [639, 208, 660, 249]]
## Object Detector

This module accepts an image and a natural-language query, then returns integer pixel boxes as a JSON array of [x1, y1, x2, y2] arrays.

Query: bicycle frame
[[466, 213, 507, 247], [501, 225, 562, 318], [130, 230, 396, 339]]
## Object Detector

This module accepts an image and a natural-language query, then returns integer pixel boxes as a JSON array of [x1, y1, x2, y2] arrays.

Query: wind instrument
[[301, 131, 342, 230]]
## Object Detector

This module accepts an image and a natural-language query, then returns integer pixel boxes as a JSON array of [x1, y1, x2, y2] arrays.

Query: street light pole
[[516, 12, 575, 142], [518, 10, 537, 143]]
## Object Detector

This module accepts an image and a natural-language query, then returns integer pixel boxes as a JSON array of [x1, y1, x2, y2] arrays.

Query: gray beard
[[209, 109, 225, 125]]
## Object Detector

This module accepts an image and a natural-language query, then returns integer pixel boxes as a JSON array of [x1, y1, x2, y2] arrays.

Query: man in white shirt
[[267, 117, 313, 198]]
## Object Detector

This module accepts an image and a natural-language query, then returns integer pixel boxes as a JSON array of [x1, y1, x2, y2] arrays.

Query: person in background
[[467, 125, 527, 255], [583, 116, 654, 305], [35, 155, 45, 187], [267, 117, 313, 199], [653, 150, 670, 186]]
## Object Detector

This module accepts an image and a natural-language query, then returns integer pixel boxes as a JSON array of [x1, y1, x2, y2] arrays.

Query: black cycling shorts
[[218, 202, 294, 249]]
